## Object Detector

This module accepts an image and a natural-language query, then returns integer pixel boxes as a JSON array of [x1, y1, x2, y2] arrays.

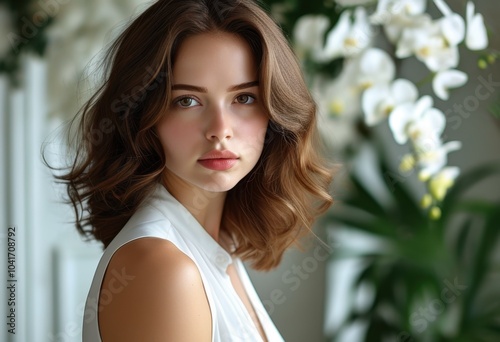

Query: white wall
[[247, 229, 333, 342]]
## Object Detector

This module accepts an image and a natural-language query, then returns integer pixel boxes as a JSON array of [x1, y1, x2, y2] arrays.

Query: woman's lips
[[198, 150, 239, 170], [198, 158, 238, 171]]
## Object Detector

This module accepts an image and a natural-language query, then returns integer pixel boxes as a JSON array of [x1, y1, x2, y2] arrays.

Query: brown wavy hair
[[50, 0, 333, 270]]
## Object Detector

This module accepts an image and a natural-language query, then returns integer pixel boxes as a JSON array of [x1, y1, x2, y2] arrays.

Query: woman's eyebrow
[[171, 81, 259, 93], [228, 81, 259, 92]]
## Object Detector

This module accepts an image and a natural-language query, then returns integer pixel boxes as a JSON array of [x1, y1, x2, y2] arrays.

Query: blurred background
[[1, 0, 499, 341]]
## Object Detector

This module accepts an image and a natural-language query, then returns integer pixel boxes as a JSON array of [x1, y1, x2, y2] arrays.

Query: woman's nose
[[205, 105, 233, 142]]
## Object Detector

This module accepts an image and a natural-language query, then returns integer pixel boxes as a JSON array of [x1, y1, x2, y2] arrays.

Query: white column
[[1, 53, 49, 342], [23, 54, 48, 342], [0, 72, 10, 342], [7, 80, 27, 342]]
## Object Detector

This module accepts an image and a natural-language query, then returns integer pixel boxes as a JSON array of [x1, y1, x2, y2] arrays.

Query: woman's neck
[[161, 176, 227, 243], [188, 191, 226, 242]]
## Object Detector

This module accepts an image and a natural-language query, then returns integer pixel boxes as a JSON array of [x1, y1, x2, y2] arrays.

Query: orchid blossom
[[432, 69, 468, 100], [387, 95, 463, 180], [396, 14, 465, 72], [316, 7, 371, 61], [317, 59, 362, 118], [312, 62, 363, 151], [428, 166, 460, 201], [465, 1, 488, 51], [317, 48, 395, 119], [371, 0, 429, 44], [416, 140, 462, 181], [420, 165, 461, 219], [363, 78, 418, 126], [293, 15, 330, 60], [356, 48, 396, 89], [388, 96, 445, 145]]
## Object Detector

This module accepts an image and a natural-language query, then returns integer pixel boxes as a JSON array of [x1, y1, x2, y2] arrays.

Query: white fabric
[[82, 183, 285, 342]]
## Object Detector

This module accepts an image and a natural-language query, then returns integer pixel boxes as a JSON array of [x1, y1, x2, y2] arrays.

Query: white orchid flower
[[316, 59, 363, 118], [395, 0, 465, 71], [317, 7, 371, 61], [396, 12, 464, 72], [293, 15, 330, 60], [465, 1, 488, 51], [432, 0, 453, 16], [362, 78, 418, 126], [428, 166, 460, 201], [371, 0, 427, 24], [356, 48, 396, 89], [315, 48, 395, 120], [395, 23, 421, 58], [440, 15, 466, 46], [417, 141, 462, 180], [399, 153, 417, 173], [314, 10, 350, 61], [432, 69, 468, 100], [371, 0, 429, 43], [431, 166, 461, 200], [388, 96, 445, 145], [311, 71, 361, 151]]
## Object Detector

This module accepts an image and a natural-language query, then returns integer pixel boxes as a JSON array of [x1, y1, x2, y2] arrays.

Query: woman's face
[[156, 32, 269, 195]]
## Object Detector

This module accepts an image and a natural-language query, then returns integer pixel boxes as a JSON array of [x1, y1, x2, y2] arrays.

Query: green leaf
[[343, 172, 389, 218], [460, 203, 500, 330], [325, 207, 397, 238], [379, 161, 427, 228], [455, 216, 474, 263], [441, 162, 500, 221]]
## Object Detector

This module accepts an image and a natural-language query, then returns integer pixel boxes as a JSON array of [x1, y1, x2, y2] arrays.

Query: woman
[[57, 0, 333, 340]]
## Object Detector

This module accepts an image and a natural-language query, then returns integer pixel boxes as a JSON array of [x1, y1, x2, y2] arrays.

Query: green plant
[[321, 147, 500, 341], [0, 0, 53, 81]]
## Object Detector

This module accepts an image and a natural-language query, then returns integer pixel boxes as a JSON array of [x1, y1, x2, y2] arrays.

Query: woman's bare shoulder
[[98, 237, 212, 342]]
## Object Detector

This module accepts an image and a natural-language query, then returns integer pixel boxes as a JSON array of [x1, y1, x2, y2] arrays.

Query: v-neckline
[[225, 259, 269, 342]]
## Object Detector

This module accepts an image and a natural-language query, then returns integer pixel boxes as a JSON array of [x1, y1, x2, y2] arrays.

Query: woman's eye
[[176, 97, 200, 108], [235, 94, 255, 104]]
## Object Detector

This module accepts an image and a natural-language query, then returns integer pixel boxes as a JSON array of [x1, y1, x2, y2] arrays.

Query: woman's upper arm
[[98, 238, 212, 342]]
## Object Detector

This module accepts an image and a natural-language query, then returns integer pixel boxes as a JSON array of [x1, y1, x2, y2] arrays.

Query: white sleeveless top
[[82, 183, 285, 342]]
